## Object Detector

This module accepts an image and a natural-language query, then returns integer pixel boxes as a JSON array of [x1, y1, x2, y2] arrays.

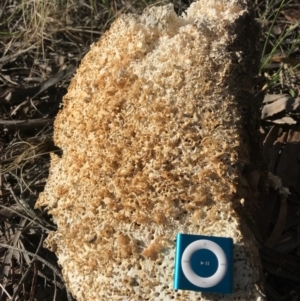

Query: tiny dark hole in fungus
[[241, 106, 248, 113]]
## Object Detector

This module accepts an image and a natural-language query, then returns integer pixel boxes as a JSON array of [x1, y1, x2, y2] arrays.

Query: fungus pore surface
[[36, 1, 266, 300]]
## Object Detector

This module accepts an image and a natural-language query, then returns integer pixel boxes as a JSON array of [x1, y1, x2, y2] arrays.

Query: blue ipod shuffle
[[174, 233, 233, 294]]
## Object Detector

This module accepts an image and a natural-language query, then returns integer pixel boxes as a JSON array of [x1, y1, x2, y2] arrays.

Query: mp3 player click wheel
[[174, 233, 233, 294]]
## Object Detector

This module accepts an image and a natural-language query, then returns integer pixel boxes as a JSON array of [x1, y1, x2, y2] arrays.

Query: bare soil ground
[[0, 0, 300, 300]]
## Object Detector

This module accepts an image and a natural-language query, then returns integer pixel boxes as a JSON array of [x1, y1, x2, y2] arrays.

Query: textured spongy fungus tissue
[[36, 0, 267, 300]]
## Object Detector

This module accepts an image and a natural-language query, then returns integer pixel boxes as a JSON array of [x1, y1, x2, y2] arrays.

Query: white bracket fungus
[[36, 1, 267, 300]]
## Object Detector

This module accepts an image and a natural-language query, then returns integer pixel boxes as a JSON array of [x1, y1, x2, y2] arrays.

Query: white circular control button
[[181, 239, 227, 288]]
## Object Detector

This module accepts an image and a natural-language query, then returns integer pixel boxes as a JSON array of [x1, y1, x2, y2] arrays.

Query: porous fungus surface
[[36, 1, 266, 300]]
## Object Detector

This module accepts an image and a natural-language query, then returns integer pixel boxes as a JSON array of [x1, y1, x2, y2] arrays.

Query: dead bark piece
[[264, 193, 288, 248], [266, 126, 300, 194], [261, 94, 300, 119], [270, 116, 297, 124], [263, 125, 282, 149], [252, 187, 279, 241], [36, 1, 266, 300], [260, 247, 300, 281]]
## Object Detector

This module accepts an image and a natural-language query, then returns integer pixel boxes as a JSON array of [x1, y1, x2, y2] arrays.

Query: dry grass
[[0, 0, 299, 300], [257, 0, 300, 95]]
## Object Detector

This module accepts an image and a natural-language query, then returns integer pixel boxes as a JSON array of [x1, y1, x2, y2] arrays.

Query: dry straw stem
[[0, 0, 160, 61], [0, 243, 73, 301], [36, 0, 267, 300]]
